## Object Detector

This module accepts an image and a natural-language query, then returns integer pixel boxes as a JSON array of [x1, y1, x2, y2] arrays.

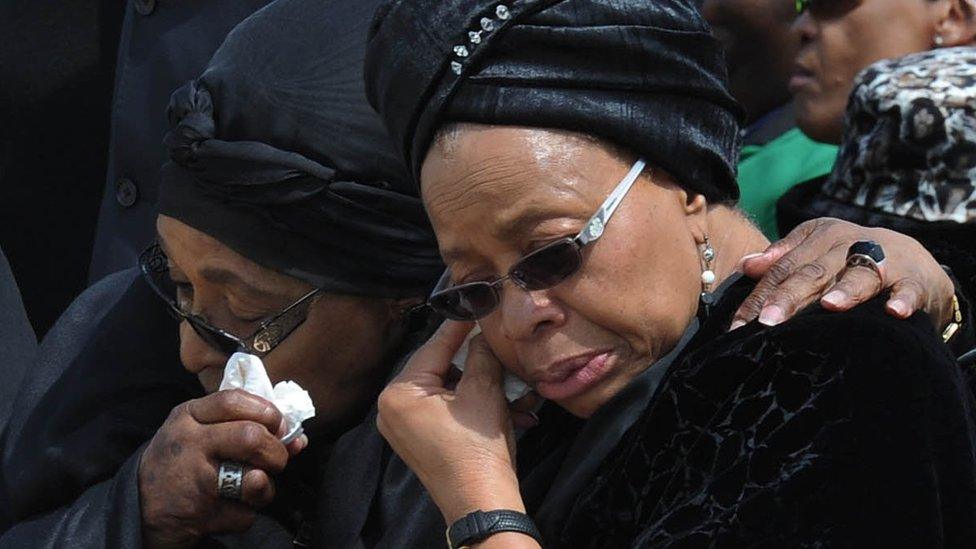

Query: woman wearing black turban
[[364, 0, 976, 546], [0, 0, 442, 545]]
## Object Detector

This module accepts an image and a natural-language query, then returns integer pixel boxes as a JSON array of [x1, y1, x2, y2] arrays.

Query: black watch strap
[[446, 509, 542, 548]]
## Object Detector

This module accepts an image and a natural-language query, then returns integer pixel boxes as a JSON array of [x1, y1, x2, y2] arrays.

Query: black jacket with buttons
[[0, 0, 271, 336]]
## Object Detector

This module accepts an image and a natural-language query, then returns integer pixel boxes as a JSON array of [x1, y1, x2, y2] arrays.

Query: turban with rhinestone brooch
[[156, 0, 443, 298], [365, 0, 744, 202]]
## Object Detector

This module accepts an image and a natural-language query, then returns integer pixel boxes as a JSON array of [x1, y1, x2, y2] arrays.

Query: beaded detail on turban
[[365, 0, 744, 201]]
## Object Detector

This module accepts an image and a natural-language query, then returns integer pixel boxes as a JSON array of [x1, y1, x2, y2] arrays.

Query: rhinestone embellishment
[[496, 4, 511, 19], [454, 45, 469, 57], [702, 246, 715, 262], [480, 17, 495, 32], [469, 31, 482, 44], [588, 218, 605, 239], [450, 61, 463, 75]]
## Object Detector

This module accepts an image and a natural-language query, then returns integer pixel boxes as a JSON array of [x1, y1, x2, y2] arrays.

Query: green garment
[[737, 128, 838, 239]]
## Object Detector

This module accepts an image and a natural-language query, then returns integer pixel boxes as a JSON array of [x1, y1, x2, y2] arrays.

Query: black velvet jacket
[[319, 277, 976, 548], [555, 277, 976, 547]]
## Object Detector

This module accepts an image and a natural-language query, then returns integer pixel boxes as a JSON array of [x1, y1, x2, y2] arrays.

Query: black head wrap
[[365, 0, 743, 201], [158, 0, 443, 298]]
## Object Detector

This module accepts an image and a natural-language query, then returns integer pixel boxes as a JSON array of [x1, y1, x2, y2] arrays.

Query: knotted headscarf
[[158, 0, 443, 298], [823, 47, 976, 224], [365, 0, 743, 201]]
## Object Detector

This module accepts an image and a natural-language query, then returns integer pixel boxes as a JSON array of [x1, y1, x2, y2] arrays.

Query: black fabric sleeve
[[0, 269, 199, 526], [0, 450, 145, 549], [640, 303, 976, 547]]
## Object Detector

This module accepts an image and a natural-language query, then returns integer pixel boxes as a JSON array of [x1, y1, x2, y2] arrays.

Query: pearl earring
[[935, 34, 945, 46], [700, 235, 716, 308]]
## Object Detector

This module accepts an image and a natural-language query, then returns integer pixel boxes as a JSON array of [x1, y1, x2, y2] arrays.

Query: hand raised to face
[[376, 321, 526, 525], [138, 389, 306, 549]]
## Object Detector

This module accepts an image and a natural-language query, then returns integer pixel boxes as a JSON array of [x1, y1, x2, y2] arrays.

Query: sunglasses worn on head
[[795, 0, 860, 18], [428, 158, 648, 321], [139, 242, 321, 357]]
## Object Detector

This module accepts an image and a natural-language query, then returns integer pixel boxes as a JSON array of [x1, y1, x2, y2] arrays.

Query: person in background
[[789, 0, 976, 146], [776, 0, 976, 327], [0, 0, 443, 545], [778, 49, 976, 355], [701, 0, 838, 238], [0, 0, 272, 337]]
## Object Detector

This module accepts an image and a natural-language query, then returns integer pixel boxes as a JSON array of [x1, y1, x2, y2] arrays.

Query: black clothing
[[0, 247, 36, 439], [0, 269, 194, 534], [0, 0, 124, 335], [560, 283, 976, 547], [365, 0, 743, 201], [158, 0, 441, 297], [1, 0, 272, 336], [87, 0, 273, 284], [318, 276, 976, 547]]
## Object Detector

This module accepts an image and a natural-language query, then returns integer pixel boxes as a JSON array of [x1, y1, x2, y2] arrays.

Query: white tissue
[[452, 326, 532, 402], [219, 352, 316, 444]]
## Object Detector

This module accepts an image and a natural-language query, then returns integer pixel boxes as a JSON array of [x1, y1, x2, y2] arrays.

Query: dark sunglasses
[[794, 0, 860, 18], [139, 242, 321, 357], [428, 158, 648, 321]]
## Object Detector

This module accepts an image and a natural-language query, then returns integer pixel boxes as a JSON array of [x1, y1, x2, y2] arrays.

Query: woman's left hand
[[376, 320, 525, 525], [731, 217, 955, 330]]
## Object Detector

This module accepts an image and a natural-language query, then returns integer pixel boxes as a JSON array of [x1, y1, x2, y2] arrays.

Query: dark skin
[[791, 0, 976, 143], [140, 215, 417, 548], [702, 0, 800, 124]]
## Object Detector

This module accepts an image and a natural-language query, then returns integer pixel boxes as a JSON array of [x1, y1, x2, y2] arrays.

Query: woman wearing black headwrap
[[0, 0, 442, 546], [364, 0, 976, 546]]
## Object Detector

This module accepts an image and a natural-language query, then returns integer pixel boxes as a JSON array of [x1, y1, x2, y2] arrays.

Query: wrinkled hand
[[139, 389, 307, 549], [376, 321, 525, 526], [732, 218, 954, 330]]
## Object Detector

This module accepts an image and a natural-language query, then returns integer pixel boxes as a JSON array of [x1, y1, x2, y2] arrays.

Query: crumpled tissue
[[219, 352, 316, 444], [452, 326, 532, 402]]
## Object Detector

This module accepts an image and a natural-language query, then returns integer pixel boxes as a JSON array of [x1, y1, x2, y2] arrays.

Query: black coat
[[86, 0, 274, 285], [0, 268, 198, 541], [0, 0, 271, 336], [0, 246, 36, 440]]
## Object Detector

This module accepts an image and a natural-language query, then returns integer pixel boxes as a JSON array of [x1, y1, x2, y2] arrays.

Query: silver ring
[[217, 461, 245, 500]]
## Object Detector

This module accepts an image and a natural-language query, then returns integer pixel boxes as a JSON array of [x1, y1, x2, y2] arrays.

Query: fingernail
[[758, 305, 785, 326], [299, 434, 309, 450], [278, 417, 288, 437], [735, 252, 765, 271], [729, 319, 747, 331], [888, 299, 909, 317], [822, 290, 846, 307]]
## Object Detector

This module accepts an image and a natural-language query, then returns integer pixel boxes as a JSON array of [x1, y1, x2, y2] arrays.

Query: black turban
[[158, 0, 443, 298], [365, 0, 743, 201]]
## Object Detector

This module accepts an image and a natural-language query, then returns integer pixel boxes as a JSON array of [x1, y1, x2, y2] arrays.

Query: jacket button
[[134, 0, 156, 16], [116, 178, 139, 208]]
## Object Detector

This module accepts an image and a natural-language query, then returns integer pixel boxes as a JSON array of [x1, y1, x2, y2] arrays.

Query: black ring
[[847, 240, 886, 264]]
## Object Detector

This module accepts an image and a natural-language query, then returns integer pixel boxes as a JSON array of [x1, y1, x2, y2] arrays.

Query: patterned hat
[[823, 47, 976, 223]]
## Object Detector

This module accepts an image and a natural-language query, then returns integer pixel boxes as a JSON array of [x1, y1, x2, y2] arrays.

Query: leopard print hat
[[822, 47, 976, 224]]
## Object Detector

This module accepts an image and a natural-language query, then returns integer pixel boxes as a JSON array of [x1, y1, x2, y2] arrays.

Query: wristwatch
[[446, 510, 542, 548]]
